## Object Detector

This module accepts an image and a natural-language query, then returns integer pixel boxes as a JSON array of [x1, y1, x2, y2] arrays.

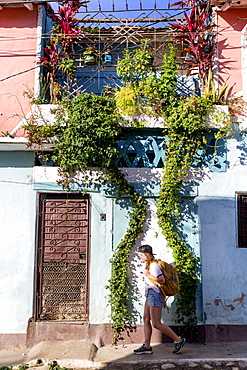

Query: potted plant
[[37, 0, 88, 103], [83, 46, 99, 65], [103, 49, 113, 64]]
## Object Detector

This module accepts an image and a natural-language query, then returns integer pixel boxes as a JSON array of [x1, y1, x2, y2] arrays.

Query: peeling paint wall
[[197, 137, 247, 325]]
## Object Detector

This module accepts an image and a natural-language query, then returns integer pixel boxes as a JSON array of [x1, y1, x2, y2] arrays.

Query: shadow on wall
[[197, 195, 247, 326]]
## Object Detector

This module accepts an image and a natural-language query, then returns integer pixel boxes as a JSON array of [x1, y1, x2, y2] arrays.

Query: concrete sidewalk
[[1, 340, 247, 369]]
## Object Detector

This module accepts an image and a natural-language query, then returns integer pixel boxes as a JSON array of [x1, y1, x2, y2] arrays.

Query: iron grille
[[40, 262, 87, 321], [36, 197, 89, 321]]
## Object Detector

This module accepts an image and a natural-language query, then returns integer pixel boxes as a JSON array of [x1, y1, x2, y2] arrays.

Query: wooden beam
[[24, 2, 33, 10]]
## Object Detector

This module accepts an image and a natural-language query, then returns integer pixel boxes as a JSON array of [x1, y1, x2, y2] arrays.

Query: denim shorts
[[146, 288, 164, 307]]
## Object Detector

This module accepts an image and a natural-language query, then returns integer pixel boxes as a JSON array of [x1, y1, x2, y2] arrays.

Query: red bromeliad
[[171, 0, 207, 9], [38, 42, 61, 79], [38, 42, 62, 102], [37, 1, 89, 101], [47, 0, 88, 54], [170, 0, 215, 84]]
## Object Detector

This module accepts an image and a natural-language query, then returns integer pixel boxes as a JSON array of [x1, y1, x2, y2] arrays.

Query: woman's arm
[[144, 269, 165, 285]]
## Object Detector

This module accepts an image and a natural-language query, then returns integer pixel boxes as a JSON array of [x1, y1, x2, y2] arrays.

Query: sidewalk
[[1, 340, 247, 369]]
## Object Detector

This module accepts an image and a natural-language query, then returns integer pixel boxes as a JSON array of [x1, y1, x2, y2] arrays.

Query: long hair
[[144, 253, 155, 269]]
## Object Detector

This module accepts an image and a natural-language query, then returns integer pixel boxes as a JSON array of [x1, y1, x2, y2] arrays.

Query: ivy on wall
[[158, 96, 214, 338], [25, 93, 147, 344]]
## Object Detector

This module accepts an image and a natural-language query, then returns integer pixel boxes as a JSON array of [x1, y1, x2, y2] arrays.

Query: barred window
[[237, 193, 247, 248]]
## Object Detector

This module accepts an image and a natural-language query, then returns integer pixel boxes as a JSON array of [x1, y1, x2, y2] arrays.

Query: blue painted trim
[[34, 129, 226, 173]]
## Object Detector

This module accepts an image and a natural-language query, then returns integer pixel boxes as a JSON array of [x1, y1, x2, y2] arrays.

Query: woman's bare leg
[[143, 301, 152, 347], [149, 306, 180, 342]]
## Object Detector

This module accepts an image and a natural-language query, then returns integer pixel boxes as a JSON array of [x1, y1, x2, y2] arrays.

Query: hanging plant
[[52, 94, 147, 344], [82, 46, 99, 65], [103, 49, 113, 64]]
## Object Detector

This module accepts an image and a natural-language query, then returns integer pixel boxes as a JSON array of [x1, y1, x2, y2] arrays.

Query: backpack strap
[[147, 262, 168, 311]]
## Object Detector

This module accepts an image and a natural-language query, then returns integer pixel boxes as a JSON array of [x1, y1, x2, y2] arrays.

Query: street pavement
[[0, 340, 247, 369]]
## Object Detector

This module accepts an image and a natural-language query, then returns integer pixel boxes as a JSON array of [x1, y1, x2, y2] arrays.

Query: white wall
[[0, 152, 36, 333], [2, 136, 247, 337], [197, 137, 247, 324]]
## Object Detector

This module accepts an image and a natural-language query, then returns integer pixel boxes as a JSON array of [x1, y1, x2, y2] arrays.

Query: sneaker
[[173, 337, 186, 354], [134, 344, 153, 354]]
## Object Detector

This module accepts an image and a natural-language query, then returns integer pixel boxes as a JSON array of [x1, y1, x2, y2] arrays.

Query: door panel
[[35, 195, 90, 321]]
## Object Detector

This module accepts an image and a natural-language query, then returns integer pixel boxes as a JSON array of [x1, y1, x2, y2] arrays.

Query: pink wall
[[217, 8, 247, 96], [0, 6, 38, 137]]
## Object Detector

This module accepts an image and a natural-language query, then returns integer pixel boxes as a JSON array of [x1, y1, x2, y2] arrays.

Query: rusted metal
[[36, 197, 89, 321]]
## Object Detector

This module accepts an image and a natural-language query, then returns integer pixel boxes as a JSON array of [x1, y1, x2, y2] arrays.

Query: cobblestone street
[[1, 341, 247, 370], [100, 361, 247, 370]]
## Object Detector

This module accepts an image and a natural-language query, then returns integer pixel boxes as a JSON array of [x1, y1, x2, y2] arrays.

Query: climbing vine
[[52, 95, 148, 344], [158, 96, 214, 339], [114, 39, 233, 340], [24, 93, 147, 345], [106, 170, 147, 344]]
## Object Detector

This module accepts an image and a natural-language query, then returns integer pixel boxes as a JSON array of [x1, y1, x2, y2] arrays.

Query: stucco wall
[[0, 6, 42, 136], [0, 152, 36, 334], [33, 166, 201, 326], [1, 134, 247, 345], [197, 135, 247, 325], [217, 9, 247, 96]]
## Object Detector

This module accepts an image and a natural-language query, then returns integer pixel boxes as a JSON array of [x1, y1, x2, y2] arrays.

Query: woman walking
[[134, 244, 186, 355]]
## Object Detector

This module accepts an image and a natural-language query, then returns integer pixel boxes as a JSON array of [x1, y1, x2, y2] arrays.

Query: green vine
[[115, 41, 233, 339], [24, 92, 147, 345], [106, 169, 147, 344], [52, 94, 147, 344], [158, 96, 214, 339]]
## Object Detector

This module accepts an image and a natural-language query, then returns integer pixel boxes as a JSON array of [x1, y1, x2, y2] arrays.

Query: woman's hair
[[144, 252, 155, 269]]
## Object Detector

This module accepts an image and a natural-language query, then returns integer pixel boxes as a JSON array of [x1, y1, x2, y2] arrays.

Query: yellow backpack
[[149, 259, 180, 309]]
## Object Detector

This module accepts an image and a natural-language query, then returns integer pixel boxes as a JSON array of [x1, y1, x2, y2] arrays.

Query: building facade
[[0, 0, 247, 350]]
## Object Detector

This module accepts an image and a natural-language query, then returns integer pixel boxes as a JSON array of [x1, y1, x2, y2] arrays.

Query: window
[[237, 193, 247, 248]]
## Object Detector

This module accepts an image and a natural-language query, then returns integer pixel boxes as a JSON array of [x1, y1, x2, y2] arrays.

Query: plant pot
[[103, 52, 113, 64], [84, 54, 97, 65], [146, 55, 154, 67], [121, 107, 165, 128], [205, 105, 230, 128], [31, 104, 59, 125]]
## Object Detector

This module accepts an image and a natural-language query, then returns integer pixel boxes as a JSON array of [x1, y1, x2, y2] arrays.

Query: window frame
[[237, 192, 247, 248]]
